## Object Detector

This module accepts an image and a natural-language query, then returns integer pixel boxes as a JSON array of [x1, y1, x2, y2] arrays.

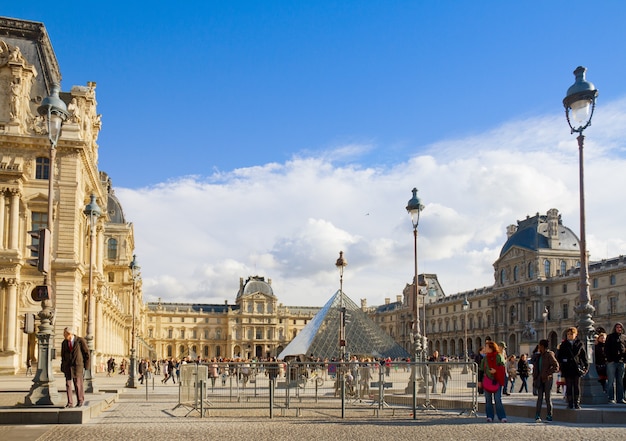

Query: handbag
[[482, 376, 500, 393]]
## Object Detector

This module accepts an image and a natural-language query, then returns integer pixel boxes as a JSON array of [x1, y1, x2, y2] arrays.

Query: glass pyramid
[[278, 290, 410, 360]]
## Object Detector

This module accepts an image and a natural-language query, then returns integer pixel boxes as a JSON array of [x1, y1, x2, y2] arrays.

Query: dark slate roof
[[147, 302, 238, 313], [500, 212, 579, 256], [0, 17, 61, 99]]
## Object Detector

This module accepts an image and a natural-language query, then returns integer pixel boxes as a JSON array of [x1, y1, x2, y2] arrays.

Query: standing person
[[605, 322, 626, 404], [480, 341, 507, 423], [25, 358, 33, 376], [506, 355, 517, 394], [530, 345, 540, 396], [474, 346, 485, 395], [517, 353, 530, 393], [595, 332, 608, 393], [499, 342, 510, 395], [533, 339, 559, 422], [556, 327, 588, 409], [60, 327, 89, 408]]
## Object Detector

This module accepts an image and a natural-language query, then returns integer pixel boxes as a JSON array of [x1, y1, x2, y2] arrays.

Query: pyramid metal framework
[[278, 290, 410, 360]]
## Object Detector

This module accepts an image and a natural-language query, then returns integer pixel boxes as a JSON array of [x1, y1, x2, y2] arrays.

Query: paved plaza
[[1, 371, 626, 441]]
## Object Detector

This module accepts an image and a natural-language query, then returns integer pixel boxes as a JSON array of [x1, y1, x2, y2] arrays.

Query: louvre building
[[1, 17, 626, 375]]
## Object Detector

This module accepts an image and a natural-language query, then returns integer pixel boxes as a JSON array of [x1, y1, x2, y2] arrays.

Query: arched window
[[167, 345, 172, 357], [107, 238, 118, 260], [513, 265, 519, 281], [560, 260, 567, 275], [500, 269, 506, 285], [544, 260, 551, 277], [528, 262, 534, 279]]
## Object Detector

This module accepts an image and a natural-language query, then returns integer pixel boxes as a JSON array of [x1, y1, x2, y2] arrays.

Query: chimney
[[385, 298, 390, 305]]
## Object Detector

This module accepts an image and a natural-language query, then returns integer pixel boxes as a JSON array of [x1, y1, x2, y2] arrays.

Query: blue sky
[[5, 2, 626, 306]]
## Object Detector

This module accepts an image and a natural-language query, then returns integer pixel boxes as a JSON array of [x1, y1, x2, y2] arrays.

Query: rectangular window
[[592, 299, 600, 314], [610, 275, 617, 285], [592, 278, 599, 289], [168, 329, 173, 338], [35, 157, 50, 180], [609, 297, 617, 315], [562, 303, 569, 320], [180, 330, 185, 339], [562, 284, 567, 293]]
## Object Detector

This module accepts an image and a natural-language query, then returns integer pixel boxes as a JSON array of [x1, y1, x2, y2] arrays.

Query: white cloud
[[116, 97, 626, 307]]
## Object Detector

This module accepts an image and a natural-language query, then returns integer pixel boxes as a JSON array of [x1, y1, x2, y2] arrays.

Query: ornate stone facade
[[0, 17, 140, 374]]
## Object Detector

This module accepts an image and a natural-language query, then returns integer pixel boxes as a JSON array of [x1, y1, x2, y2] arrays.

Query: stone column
[[0, 191, 5, 249], [8, 190, 20, 250]]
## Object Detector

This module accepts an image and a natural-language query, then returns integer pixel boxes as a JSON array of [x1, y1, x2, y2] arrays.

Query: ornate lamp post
[[406, 188, 425, 362], [542, 306, 549, 341], [563, 66, 606, 404], [83, 194, 101, 392], [462, 296, 470, 373], [335, 251, 347, 361], [126, 255, 140, 388], [25, 83, 68, 406]]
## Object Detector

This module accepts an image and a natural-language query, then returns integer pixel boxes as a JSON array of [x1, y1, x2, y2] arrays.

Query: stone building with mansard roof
[[0, 17, 142, 374]]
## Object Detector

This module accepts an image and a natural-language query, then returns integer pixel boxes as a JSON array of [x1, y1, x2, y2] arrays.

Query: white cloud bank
[[116, 97, 626, 307]]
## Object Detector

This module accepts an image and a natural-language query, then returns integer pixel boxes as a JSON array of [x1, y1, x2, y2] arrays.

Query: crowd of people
[[470, 321, 626, 424]]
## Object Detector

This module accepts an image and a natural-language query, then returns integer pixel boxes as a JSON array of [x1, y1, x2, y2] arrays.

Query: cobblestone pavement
[[2, 373, 625, 440]]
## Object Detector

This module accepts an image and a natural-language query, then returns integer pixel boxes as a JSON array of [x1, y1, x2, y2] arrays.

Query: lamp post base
[[125, 350, 138, 389], [24, 301, 60, 406]]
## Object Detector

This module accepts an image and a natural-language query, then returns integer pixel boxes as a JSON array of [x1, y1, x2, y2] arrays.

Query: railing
[[170, 361, 478, 418]]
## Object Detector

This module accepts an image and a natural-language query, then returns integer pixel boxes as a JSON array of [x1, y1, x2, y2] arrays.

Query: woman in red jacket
[[480, 341, 507, 423]]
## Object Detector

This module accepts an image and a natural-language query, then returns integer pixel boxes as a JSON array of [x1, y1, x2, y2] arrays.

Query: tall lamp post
[[462, 296, 470, 373], [335, 251, 347, 361], [83, 194, 101, 393], [406, 188, 425, 362], [126, 255, 140, 388], [25, 83, 68, 406], [563, 66, 606, 405], [542, 307, 549, 341]]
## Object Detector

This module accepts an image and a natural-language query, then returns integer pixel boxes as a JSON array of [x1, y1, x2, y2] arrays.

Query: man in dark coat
[[61, 327, 89, 408]]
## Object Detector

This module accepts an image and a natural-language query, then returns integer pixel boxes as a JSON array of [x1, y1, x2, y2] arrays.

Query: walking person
[[556, 327, 588, 409], [480, 341, 507, 423], [61, 327, 89, 408], [605, 322, 626, 404], [25, 358, 33, 376], [533, 339, 559, 422], [517, 353, 530, 393]]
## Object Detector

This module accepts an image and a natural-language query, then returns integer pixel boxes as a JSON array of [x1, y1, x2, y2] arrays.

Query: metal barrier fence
[[169, 361, 478, 418]]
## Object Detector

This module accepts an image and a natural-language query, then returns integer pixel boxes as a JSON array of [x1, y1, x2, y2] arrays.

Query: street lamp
[[335, 251, 347, 361], [462, 296, 470, 373], [25, 83, 68, 406], [83, 194, 101, 393], [542, 306, 549, 341], [126, 255, 140, 388], [563, 66, 605, 404], [406, 188, 425, 362]]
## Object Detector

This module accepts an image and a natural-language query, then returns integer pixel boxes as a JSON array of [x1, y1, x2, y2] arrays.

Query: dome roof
[[500, 209, 580, 256], [107, 192, 126, 224], [237, 276, 275, 299]]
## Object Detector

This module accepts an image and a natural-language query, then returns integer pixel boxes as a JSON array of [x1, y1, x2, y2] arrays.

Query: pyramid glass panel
[[279, 290, 409, 360]]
